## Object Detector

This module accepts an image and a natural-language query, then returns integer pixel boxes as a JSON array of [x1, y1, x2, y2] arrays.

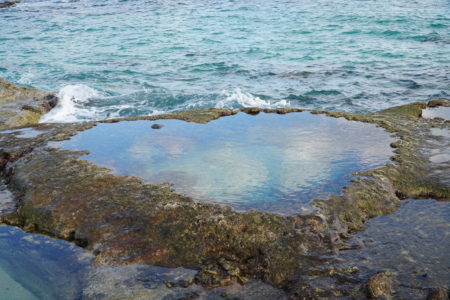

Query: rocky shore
[[0, 78, 449, 299]]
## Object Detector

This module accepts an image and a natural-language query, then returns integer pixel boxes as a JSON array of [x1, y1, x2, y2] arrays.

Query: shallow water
[[0, 226, 92, 300], [339, 199, 450, 299], [0, 127, 45, 139], [0, 0, 449, 121], [0, 222, 287, 299], [57, 112, 394, 214], [0, 182, 15, 215], [422, 106, 450, 120]]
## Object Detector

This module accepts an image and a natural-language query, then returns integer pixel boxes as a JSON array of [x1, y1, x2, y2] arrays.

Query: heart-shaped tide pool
[[57, 112, 395, 214]]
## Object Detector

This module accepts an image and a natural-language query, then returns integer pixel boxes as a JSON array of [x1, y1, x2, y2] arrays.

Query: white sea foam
[[215, 88, 290, 109], [40, 84, 102, 123], [40, 86, 291, 123]]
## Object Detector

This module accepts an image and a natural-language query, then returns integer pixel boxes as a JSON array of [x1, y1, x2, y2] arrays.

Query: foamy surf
[[216, 88, 290, 109], [40, 84, 103, 123], [39, 86, 292, 123]]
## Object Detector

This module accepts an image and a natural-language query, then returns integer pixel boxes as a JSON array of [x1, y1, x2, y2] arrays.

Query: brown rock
[[428, 99, 450, 108], [241, 107, 261, 115], [0, 150, 9, 171], [366, 272, 393, 299], [427, 288, 449, 300]]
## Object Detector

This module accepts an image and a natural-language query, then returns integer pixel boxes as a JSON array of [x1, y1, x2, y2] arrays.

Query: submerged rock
[[365, 272, 393, 299], [151, 123, 164, 129]]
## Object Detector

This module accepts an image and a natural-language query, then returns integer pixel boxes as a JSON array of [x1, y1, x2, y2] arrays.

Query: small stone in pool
[[151, 124, 164, 129]]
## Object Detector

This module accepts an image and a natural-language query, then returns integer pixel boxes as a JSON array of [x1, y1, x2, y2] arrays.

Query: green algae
[[0, 78, 57, 130], [377, 102, 426, 118]]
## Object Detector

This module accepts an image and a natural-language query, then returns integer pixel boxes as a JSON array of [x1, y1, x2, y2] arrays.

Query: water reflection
[[59, 112, 394, 214], [0, 226, 92, 300], [422, 107, 450, 120], [0, 127, 44, 139]]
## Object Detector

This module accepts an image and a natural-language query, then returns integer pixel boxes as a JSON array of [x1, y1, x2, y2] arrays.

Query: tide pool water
[[340, 199, 450, 299], [57, 112, 394, 214], [0, 0, 449, 122], [0, 226, 92, 300], [422, 106, 450, 120]]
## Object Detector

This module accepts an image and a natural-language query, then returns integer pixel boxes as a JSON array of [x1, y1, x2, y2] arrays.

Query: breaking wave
[[216, 88, 289, 109], [40, 84, 104, 123], [39, 86, 291, 123]]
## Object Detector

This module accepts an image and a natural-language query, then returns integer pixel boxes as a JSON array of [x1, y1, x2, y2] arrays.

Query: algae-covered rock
[[428, 99, 450, 108], [0, 78, 57, 130], [365, 272, 393, 299]]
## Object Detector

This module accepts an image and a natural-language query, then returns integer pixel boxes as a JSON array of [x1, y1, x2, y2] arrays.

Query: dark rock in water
[[427, 288, 449, 300], [241, 107, 261, 115], [0, 150, 9, 171], [0, 1, 19, 8], [151, 123, 164, 129], [428, 99, 450, 108], [365, 272, 393, 299]]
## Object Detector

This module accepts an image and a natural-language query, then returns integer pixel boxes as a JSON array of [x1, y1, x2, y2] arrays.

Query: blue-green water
[[0, 0, 449, 121], [0, 226, 92, 300], [57, 112, 394, 214]]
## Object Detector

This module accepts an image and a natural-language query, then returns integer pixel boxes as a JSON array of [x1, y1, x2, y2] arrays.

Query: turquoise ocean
[[0, 0, 449, 122]]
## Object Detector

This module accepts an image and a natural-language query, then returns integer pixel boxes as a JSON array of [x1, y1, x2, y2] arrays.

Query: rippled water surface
[[57, 112, 394, 213], [339, 199, 450, 299], [0, 0, 449, 121]]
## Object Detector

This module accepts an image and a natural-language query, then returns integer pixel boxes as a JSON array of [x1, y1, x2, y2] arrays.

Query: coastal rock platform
[[0, 79, 448, 299]]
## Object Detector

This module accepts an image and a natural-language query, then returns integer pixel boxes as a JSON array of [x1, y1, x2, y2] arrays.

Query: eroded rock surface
[[0, 80, 449, 298], [0, 78, 57, 130]]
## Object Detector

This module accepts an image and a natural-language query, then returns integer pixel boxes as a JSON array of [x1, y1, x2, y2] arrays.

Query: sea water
[[0, 0, 449, 122]]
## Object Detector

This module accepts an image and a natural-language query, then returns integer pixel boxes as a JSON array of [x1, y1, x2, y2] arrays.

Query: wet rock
[[428, 99, 450, 108], [379, 101, 426, 118], [0, 79, 57, 130], [178, 292, 200, 300], [0, 1, 18, 8], [0, 150, 9, 172], [152, 123, 164, 129], [241, 107, 261, 115], [23, 222, 38, 233], [103, 107, 237, 124], [365, 272, 393, 299], [427, 288, 449, 300]]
